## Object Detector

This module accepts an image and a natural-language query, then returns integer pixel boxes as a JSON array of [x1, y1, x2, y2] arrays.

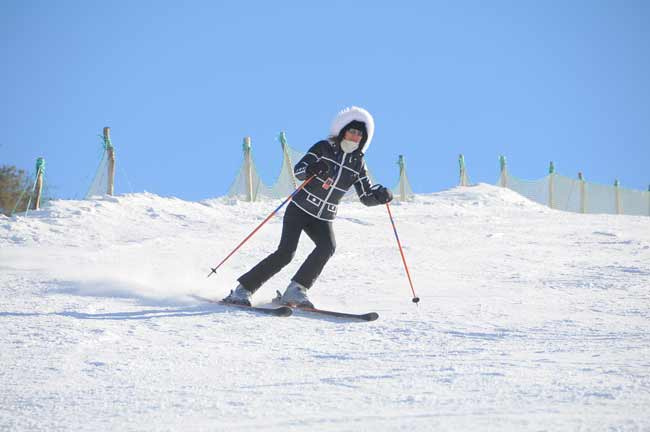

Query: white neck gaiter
[[341, 139, 359, 153]]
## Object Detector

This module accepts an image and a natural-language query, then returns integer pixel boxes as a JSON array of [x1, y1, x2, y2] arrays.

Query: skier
[[223, 106, 393, 308]]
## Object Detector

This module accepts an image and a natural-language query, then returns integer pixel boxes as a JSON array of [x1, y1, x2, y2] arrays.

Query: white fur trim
[[329, 106, 375, 153]]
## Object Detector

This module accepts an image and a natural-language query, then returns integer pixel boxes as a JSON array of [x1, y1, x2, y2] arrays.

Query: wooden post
[[499, 156, 507, 188], [243, 137, 253, 202], [279, 132, 297, 189], [103, 127, 115, 196], [33, 157, 45, 210], [614, 179, 621, 215], [398, 155, 406, 201], [578, 172, 586, 214], [548, 161, 555, 209], [458, 154, 468, 186]]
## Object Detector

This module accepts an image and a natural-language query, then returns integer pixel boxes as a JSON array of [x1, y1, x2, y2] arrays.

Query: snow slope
[[1, 184, 649, 431]]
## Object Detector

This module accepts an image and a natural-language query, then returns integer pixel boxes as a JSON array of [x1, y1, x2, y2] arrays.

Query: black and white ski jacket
[[292, 140, 383, 221]]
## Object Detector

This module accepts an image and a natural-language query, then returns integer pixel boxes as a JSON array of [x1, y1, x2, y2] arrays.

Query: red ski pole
[[207, 175, 315, 278], [385, 202, 420, 304]]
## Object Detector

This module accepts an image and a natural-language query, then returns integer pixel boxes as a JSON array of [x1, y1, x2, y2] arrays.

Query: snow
[[1, 184, 649, 431]]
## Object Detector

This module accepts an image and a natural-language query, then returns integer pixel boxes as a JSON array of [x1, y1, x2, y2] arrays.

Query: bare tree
[[0, 165, 31, 216]]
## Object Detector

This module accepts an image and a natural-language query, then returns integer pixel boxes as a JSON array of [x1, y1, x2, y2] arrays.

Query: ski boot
[[275, 281, 314, 308], [222, 284, 253, 307]]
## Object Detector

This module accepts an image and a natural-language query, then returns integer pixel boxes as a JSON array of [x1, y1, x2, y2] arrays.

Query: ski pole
[[385, 202, 420, 304], [207, 175, 315, 278]]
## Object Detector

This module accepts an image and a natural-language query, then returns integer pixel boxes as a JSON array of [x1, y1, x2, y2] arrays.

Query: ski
[[190, 295, 293, 317], [272, 292, 377, 321], [292, 306, 379, 321]]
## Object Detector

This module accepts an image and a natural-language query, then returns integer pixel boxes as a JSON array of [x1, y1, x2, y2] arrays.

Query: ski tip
[[363, 312, 379, 321]]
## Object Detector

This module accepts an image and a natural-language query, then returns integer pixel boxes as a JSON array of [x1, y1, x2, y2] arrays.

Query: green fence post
[[578, 172, 586, 214], [398, 155, 406, 201], [103, 127, 115, 196], [243, 137, 254, 202], [548, 161, 555, 209], [33, 157, 45, 210], [458, 154, 468, 186], [279, 131, 298, 189], [499, 156, 507, 187]]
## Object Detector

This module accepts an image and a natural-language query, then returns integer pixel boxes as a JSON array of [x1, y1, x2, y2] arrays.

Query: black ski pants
[[238, 202, 336, 292]]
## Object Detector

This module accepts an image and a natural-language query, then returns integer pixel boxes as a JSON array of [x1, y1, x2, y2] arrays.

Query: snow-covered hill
[[1, 184, 649, 431]]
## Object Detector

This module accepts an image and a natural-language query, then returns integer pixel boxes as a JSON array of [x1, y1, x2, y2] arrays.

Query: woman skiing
[[224, 106, 393, 308]]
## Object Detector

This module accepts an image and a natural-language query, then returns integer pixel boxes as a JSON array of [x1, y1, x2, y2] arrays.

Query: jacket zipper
[[317, 152, 346, 218]]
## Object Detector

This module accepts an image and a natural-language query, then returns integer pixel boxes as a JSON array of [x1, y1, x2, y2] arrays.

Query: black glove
[[306, 160, 330, 178], [371, 184, 393, 204]]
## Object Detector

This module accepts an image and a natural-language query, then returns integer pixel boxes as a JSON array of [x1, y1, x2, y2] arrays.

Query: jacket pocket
[[306, 194, 322, 208]]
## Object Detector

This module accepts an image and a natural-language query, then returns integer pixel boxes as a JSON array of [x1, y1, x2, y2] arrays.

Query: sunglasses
[[346, 128, 364, 137]]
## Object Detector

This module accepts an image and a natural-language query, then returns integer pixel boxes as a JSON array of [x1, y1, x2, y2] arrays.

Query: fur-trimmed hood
[[329, 106, 375, 153]]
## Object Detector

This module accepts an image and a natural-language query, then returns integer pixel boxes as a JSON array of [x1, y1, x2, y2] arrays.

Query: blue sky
[[2, 0, 649, 200]]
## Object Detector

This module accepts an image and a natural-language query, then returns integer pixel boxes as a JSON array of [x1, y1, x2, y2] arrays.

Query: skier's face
[[344, 128, 363, 143]]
